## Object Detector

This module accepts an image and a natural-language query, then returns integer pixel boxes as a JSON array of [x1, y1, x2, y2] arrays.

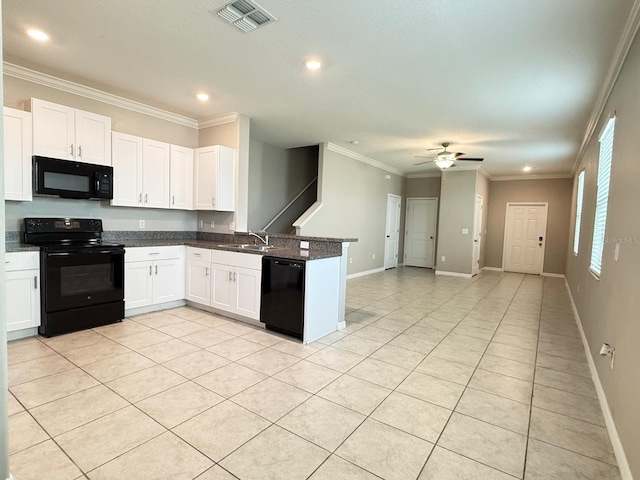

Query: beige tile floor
[[6, 268, 622, 479]]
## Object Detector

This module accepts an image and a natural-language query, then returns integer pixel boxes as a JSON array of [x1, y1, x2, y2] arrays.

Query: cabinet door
[[170, 145, 194, 210], [6, 270, 40, 332], [111, 132, 143, 207], [4, 107, 33, 201], [142, 139, 171, 208], [125, 261, 153, 309], [211, 263, 234, 312], [193, 146, 217, 210], [186, 260, 211, 304], [32, 98, 75, 160], [234, 267, 261, 320], [153, 258, 184, 304], [216, 145, 236, 211], [75, 109, 112, 165]]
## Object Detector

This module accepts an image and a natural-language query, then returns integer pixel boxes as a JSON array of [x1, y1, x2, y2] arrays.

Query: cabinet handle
[[149, 252, 160, 255], [145, 193, 148, 204], [70, 144, 74, 156], [149, 265, 152, 275], [155, 265, 158, 275], [234, 272, 237, 282], [193, 253, 201, 257], [34, 276, 38, 289], [206, 267, 209, 276], [211, 197, 215, 206], [172, 195, 175, 206], [228, 271, 232, 282], [139, 193, 142, 204], [78, 145, 82, 157]]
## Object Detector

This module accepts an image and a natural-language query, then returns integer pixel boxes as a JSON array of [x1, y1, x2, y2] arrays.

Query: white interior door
[[384, 194, 402, 269], [405, 198, 437, 268], [503, 203, 548, 274], [472, 194, 483, 275]]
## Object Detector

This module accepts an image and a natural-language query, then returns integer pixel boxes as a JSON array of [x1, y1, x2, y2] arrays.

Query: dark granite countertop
[[122, 239, 340, 261]]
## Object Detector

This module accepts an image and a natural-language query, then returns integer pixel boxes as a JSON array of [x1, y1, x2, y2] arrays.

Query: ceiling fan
[[415, 142, 484, 169]]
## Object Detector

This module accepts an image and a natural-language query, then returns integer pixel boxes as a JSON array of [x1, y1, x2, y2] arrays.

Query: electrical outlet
[[462, 228, 469, 235], [441, 256, 446, 262], [300, 241, 310, 250], [199, 220, 204, 229], [210, 220, 215, 229], [139, 220, 145, 229], [372, 253, 376, 260], [349, 257, 353, 264]]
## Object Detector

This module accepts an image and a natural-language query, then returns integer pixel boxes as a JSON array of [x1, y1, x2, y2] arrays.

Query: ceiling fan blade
[[413, 160, 431, 165], [457, 157, 484, 162], [454, 152, 465, 157], [414, 155, 432, 158]]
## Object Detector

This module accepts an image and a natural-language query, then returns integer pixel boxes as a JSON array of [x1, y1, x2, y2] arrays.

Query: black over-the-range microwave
[[33, 156, 114, 200]]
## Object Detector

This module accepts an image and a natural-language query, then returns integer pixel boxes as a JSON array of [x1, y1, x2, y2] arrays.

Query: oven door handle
[[47, 248, 125, 256]]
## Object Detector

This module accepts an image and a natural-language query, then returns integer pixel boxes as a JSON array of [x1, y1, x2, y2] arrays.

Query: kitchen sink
[[217, 244, 281, 252]]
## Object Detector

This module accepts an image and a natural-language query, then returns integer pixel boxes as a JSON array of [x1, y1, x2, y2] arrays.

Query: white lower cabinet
[[125, 246, 185, 310], [5, 252, 40, 332], [186, 247, 261, 320]]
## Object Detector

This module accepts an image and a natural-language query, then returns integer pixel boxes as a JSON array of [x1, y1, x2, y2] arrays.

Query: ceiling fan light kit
[[435, 157, 455, 169], [414, 142, 484, 169]]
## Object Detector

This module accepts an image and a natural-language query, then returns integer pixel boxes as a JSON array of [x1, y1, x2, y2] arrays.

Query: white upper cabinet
[[142, 139, 171, 208], [111, 132, 143, 207], [4, 107, 33, 201], [170, 144, 194, 210], [32, 98, 111, 165], [194, 145, 235, 211], [111, 133, 172, 209]]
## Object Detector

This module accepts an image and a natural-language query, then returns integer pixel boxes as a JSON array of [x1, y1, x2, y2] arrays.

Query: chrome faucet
[[248, 231, 269, 245]]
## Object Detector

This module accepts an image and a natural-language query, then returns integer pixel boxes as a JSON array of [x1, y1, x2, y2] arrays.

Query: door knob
[[430, 236, 433, 239]]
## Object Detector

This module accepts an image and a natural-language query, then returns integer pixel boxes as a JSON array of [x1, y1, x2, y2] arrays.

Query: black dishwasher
[[260, 257, 305, 340]]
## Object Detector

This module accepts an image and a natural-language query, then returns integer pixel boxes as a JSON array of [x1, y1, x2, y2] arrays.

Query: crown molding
[[478, 166, 493, 180], [491, 173, 573, 181], [4, 62, 200, 128], [407, 172, 442, 178], [326, 143, 405, 177], [574, 0, 640, 173], [198, 112, 239, 128]]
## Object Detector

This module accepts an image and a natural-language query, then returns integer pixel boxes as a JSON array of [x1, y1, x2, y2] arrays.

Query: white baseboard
[[346, 267, 385, 280], [564, 279, 633, 480], [482, 266, 504, 272], [435, 270, 473, 278], [337, 321, 346, 330], [542, 272, 565, 278], [125, 299, 186, 318]]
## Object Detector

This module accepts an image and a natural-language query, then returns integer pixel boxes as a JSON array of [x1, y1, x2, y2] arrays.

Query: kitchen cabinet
[[186, 247, 261, 320], [112, 132, 186, 210], [32, 98, 111, 166], [5, 252, 40, 332], [4, 107, 33, 201], [170, 144, 194, 210], [194, 145, 235, 211], [142, 139, 171, 208], [125, 246, 184, 310]]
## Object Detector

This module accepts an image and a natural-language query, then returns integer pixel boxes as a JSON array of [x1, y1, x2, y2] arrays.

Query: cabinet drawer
[[211, 250, 261, 270], [186, 247, 212, 263], [6, 251, 40, 271], [125, 245, 184, 262]]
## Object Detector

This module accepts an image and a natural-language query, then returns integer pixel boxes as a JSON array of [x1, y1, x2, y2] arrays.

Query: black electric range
[[24, 218, 125, 337]]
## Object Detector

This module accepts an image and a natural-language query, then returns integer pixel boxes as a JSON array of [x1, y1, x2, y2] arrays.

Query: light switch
[[462, 228, 469, 234]]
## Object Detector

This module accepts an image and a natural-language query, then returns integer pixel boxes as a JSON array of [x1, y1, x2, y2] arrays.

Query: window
[[590, 116, 615, 276], [573, 170, 585, 255]]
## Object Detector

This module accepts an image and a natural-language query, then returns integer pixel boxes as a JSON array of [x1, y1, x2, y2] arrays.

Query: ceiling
[[2, 0, 636, 177]]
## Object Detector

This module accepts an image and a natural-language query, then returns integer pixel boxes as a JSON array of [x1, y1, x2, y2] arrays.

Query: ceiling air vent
[[214, 0, 277, 33]]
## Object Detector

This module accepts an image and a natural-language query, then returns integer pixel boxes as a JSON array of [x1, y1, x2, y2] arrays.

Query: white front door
[[405, 198, 438, 268], [472, 194, 483, 275], [503, 203, 548, 274], [384, 194, 402, 269]]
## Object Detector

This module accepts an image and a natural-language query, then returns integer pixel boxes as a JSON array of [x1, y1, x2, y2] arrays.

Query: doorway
[[503, 203, 548, 274], [472, 194, 483, 275], [404, 198, 438, 268], [384, 194, 402, 269]]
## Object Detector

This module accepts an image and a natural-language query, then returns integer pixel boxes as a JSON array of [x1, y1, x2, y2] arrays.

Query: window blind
[[590, 117, 615, 276], [573, 170, 585, 255]]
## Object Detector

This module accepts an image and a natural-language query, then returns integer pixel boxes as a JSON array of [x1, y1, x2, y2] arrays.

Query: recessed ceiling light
[[196, 93, 209, 102], [304, 59, 322, 70], [27, 29, 49, 41], [523, 166, 532, 172]]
